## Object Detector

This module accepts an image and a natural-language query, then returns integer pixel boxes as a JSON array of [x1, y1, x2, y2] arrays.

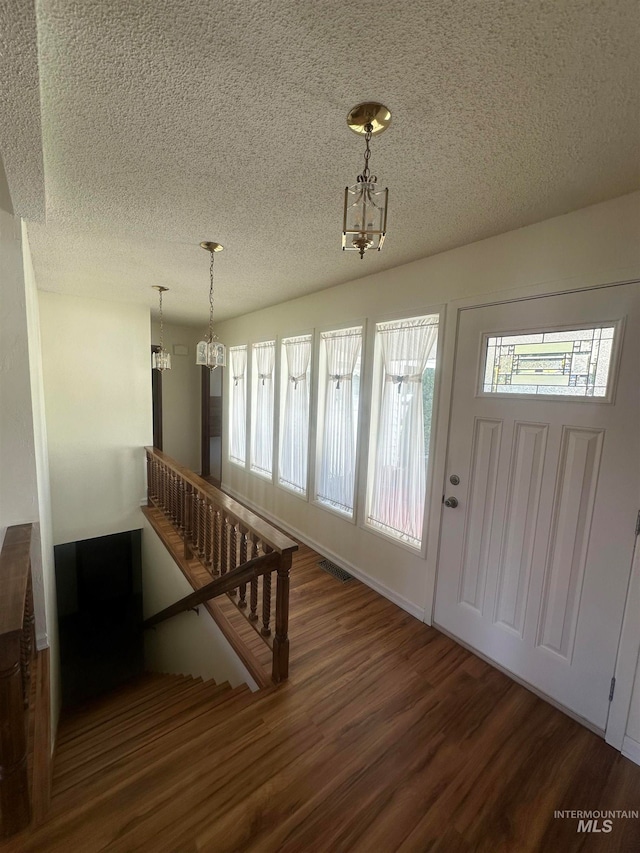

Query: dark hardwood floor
[[4, 543, 639, 852]]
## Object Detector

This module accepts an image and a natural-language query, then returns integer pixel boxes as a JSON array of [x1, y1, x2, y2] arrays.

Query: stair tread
[[63, 670, 200, 707], [55, 680, 235, 766], [59, 673, 196, 726], [51, 684, 255, 801], [57, 674, 207, 740], [57, 676, 218, 749], [54, 676, 245, 762]]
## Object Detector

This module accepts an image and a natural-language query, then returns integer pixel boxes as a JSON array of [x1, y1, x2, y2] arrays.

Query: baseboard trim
[[622, 735, 640, 766], [223, 485, 425, 622]]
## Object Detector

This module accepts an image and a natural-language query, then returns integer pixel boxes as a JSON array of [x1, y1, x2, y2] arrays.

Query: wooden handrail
[[0, 524, 35, 837], [143, 550, 279, 629], [146, 448, 297, 556], [145, 447, 297, 683]]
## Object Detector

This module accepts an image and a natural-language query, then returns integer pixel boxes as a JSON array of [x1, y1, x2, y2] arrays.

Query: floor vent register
[[317, 559, 353, 583]]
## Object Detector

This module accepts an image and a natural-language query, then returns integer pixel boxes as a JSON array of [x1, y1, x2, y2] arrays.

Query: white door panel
[[435, 283, 640, 730]]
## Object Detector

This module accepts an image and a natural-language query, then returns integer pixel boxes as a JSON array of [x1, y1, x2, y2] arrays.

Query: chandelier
[[152, 285, 171, 371], [342, 102, 391, 259], [196, 241, 226, 370]]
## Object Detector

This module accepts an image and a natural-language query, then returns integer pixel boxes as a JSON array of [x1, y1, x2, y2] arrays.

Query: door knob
[[444, 496, 459, 508]]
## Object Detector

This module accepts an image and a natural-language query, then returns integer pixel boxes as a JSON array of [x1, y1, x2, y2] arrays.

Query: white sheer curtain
[[316, 327, 362, 515], [229, 346, 247, 465], [368, 316, 439, 547], [279, 335, 312, 493], [250, 341, 275, 476]]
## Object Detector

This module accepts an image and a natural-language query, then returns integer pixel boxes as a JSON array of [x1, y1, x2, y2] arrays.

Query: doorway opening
[[151, 345, 163, 450], [201, 366, 223, 485]]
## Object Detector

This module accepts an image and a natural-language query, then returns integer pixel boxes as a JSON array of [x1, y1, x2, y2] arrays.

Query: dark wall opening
[[54, 529, 144, 708]]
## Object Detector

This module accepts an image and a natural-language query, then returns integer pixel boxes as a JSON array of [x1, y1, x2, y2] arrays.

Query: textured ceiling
[[1, 0, 639, 326]]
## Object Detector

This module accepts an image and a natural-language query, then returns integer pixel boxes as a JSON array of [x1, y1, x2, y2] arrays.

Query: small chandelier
[[342, 102, 391, 259], [152, 286, 171, 371], [196, 241, 226, 370]]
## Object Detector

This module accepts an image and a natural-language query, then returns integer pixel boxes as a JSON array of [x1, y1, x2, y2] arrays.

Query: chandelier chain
[[361, 122, 373, 182], [208, 250, 215, 344], [159, 288, 164, 350]]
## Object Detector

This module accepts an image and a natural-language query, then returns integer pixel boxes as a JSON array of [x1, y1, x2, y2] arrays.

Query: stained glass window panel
[[482, 326, 616, 398]]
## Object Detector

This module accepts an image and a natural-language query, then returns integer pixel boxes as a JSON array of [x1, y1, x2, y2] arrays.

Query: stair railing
[[0, 524, 35, 837], [145, 447, 297, 683]]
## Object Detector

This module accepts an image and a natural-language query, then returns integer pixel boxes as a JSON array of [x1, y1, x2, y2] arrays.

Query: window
[[315, 326, 362, 517], [279, 334, 312, 494], [367, 315, 439, 549], [482, 325, 617, 399], [228, 345, 247, 466], [250, 340, 275, 477]]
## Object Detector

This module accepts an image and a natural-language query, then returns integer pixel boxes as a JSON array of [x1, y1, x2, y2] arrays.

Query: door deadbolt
[[449, 474, 460, 486], [444, 496, 459, 508]]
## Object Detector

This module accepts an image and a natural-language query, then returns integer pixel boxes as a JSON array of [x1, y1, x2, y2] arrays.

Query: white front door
[[434, 282, 640, 730]]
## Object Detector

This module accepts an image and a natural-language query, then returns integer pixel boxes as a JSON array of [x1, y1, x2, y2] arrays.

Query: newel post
[[0, 632, 30, 836], [272, 553, 292, 683]]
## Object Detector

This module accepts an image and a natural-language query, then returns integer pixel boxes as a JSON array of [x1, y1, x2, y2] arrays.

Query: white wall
[[215, 192, 640, 621], [141, 517, 257, 690], [39, 293, 153, 545], [151, 321, 202, 472]]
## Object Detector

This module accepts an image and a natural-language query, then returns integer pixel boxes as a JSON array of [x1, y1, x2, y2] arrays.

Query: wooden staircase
[[6, 670, 261, 852], [54, 673, 253, 794], [144, 447, 298, 687]]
